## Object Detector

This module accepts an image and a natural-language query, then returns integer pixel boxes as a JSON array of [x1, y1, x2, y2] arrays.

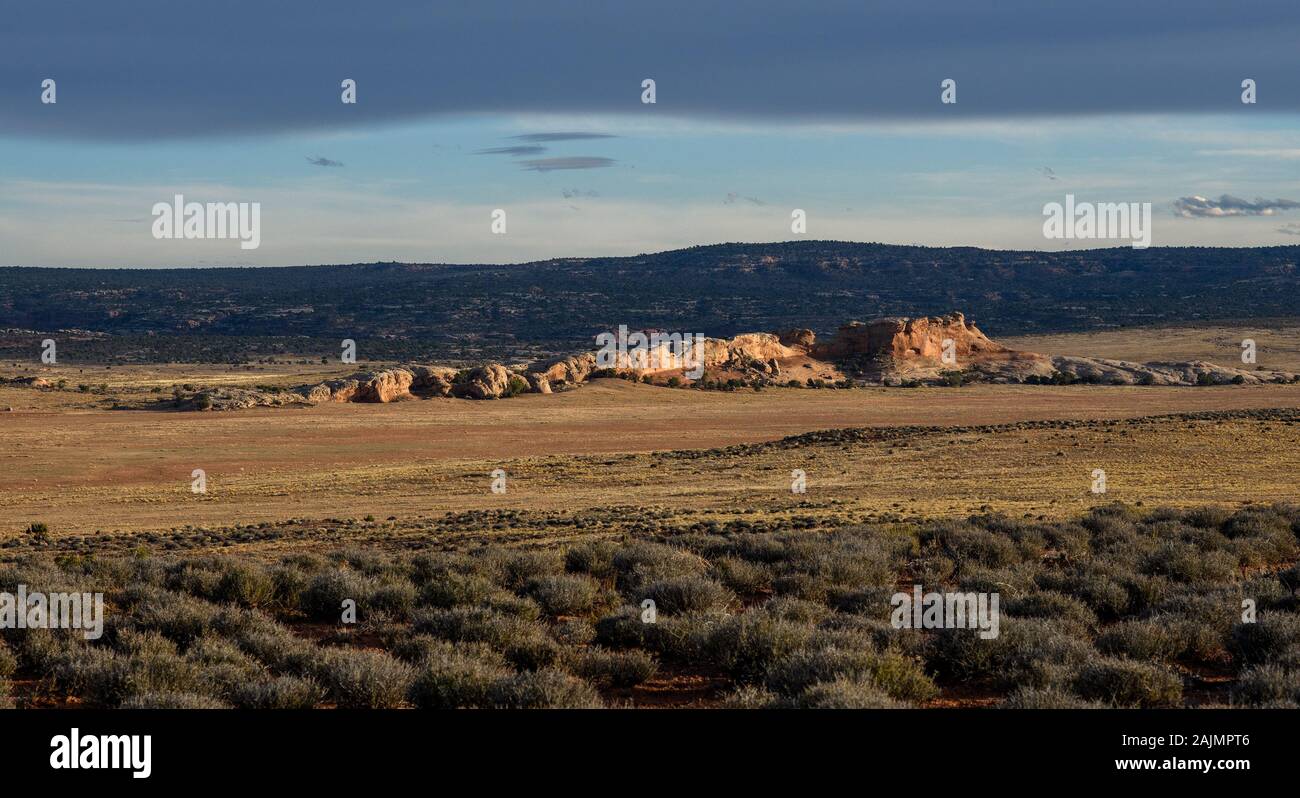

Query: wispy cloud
[[1196, 148, 1300, 159], [724, 192, 766, 206], [475, 145, 547, 156], [510, 132, 616, 143], [1172, 194, 1300, 217], [306, 156, 344, 167], [1279, 222, 1300, 235], [518, 156, 615, 172]]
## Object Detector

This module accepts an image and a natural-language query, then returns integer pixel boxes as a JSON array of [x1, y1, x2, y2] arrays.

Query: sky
[[2, 1, 1300, 267]]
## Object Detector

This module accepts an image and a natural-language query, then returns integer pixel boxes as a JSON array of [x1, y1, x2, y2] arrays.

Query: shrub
[[528, 574, 601, 616], [766, 647, 937, 702], [212, 561, 276, 608], [312, 649, 414, 708], [798, 677, 904, 708], [707, 613, 813, 682], [489, 669, 603, 709], [1073, 658, 1183, 707], [641, 577, 734, 615], [0, 642, 17, 680], [1096, 619, 1180, 662], [568, 647, 658, 688], [1228, 613, 1300, 666], [230, 676, 325, 709], [1000, 687, 1104, 709], [928, 617, 1094, 690], [1004, 590, 1098, 631], [120, 692, 229, 709], [409, 645, 513, 709], [300, 570, 377, 622], [594, 606, 649, 649], [611, 543, 708, 591], [711, 556, 772, 594], [564, 541, 619, 579], [1231, 665, 1300, 706]]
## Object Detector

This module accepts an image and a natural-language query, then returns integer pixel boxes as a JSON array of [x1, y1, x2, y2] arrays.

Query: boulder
[[454, 364, 514, 399]]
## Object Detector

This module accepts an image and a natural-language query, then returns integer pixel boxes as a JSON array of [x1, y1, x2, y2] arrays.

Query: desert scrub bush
[[1072, 658, 1183, 707], [797, 677, 905, 709], [489, 668, 602, 709], [568, 647, 657, 688], [765, 647, 937, 703], [212, 560, 276, 608], [928, 617, 1094, 691], [639, 577, 734, 615], [369, 581, 418, 620], [120, 692, 230, 709], [413, 606, 556, 669], [778, 534, 898, 589], [391, 635, 504, 667], [1142, 542, 1237, 585], [611, 542, 708, 591], [230, 675, 326, 709], [414, 607, 537, 650], [1004, 590, 1098, 632], [711, 556, 772, 594], [419, 572, 501, 609], [234, 628, 318, 674], [300, 569, 379, 622], [312, 648, 414, 708], [706, 612, 814, 682], [760, 596, 831, 624], [564, 540, 619, 579], [1096, 619, 1180, 662], [722, 685, 783, 708], [1230, 664, 1300, 706], [408, 643, 514, 709], [1228, 612, 1300, 666], [551, 618, 596, 646], [125, 587, 219, 645], [1034, 567, 1132, 619], [478, 549, 564, 590], [527, 573, 601, 616], [921, 522, 1021, 568], [594, 606, 649, 649], [645, 613, 727, 661], [0, 640, 17, 680], [999, 687, 1104, 709]]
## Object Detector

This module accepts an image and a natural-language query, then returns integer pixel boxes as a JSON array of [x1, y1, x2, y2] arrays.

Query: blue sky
[[2, 1, 1300, 266]]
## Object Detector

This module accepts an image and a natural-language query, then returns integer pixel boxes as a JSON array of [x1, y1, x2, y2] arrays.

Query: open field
[[1002, 321, 1300, 372], [3, 376, 1300, 542]]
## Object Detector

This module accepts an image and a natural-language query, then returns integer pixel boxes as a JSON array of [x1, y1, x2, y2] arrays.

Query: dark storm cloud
[[1173, 194, 1300, 217], [4, 0, 1300, 140]]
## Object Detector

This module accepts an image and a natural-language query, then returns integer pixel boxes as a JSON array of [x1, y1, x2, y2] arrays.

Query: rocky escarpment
[[169, 311, 1299, 410]]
